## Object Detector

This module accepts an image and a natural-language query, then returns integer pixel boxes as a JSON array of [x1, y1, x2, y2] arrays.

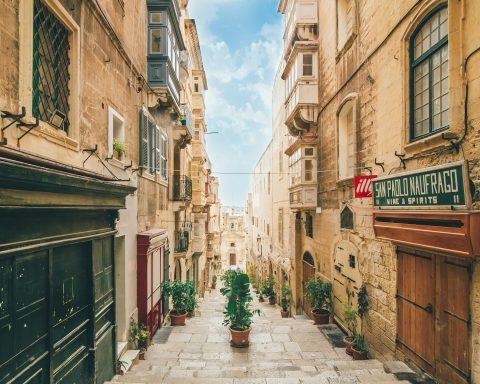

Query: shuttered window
[[139, 108, 168, 178]]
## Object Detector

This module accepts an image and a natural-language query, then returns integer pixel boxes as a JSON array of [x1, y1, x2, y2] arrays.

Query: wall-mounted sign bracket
[[374, 158, 385, 172], [394, 151, 406, 170], [17, 117, 40, 146]]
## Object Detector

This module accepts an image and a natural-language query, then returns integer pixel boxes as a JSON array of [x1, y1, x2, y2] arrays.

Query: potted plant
[[116, 358, 128, 375], [257, 279, 265, 302], [264, 275, 276, 305], [185, 281, 197, 318], [161, 280, 189, 326], [220, 271, 260, 347], [112, 138, 126, 160], [137, 325, 150, 359], [343, 302, 358, 355], [305, 276, 332, 325], [211, 275, 217, 289], [280, 283, 291, 318], [351, 335, 369, 360], [221, 269, 235, 288]]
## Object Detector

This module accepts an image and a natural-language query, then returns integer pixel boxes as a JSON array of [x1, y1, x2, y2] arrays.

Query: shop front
[[373, 161, 479, 384], [0, 155, 135, 383]]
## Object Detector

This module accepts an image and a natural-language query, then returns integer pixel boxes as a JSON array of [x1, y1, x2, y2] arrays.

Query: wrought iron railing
[[173, 175, 192, 201], [175, 231, 189, 253]]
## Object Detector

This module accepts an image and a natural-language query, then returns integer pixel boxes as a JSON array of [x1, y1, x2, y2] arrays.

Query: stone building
[[247, 0, 480, 383], [220, 207, 248, 271], [0, 0, 217, 381]]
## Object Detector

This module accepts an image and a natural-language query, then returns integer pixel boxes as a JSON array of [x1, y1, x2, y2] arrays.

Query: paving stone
[[109, 286, 424, 383]]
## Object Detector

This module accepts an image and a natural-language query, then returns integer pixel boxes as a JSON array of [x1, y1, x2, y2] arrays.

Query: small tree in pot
[[305, 276, 332, 325], [185, 281, 197, 318], [220, 271, 260, 347], [257, 279, 266, 302], [161, 280, 189, 326], [264, 275, 276, 305], [343, 302, 358, 355], [280, 283, 291, 318]]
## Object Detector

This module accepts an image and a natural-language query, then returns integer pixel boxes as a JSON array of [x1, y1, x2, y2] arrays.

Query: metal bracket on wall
[[124, 160, 133, 170], [374, 158, 385, 172], [394, 151, 406, 170], [16, 117, 40, 146], [0, 107, 27, 145], [82, 144, 98, 166]]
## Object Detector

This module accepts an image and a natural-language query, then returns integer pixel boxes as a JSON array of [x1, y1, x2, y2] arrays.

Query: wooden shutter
[[154, 125, 160, 174], [139, 109, 149, 167]]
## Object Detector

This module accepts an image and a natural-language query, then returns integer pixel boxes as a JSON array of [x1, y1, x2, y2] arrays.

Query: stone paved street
[[109, 287, 411, 384]]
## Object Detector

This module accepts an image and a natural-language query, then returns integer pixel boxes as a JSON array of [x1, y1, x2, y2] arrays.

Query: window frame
[[409, 4, 449, 142], [337, 98, 357, 182], [107, 106, 125, 157]]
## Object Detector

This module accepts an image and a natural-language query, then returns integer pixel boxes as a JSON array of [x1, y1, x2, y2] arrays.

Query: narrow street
[[109, 287, 410, 384]]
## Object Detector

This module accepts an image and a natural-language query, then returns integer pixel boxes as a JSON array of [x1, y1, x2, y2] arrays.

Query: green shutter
[[139, 109, 148, 167], [155, 126, 160, 173]]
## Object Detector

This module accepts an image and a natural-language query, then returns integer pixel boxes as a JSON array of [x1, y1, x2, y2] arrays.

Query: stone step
[[117, 349, 140, 375], [117, 341, 128, 359]]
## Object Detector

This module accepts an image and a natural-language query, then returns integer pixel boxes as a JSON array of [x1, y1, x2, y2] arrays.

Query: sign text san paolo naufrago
[[372, 161, 469, 208]]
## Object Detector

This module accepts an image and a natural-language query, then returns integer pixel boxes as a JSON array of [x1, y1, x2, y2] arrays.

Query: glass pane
[[305, 148, 314, 156], [150, 29, 161, 53], [433, 113, 441, 130], [303, 54, 313, 65], [414, 8, 448, 60], [441, 110, 449, 126]]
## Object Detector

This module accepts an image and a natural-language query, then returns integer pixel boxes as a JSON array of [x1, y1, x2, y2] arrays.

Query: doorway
[[229, 253, 236, 265], [302, 252, 315, 319], [397, 248, 470, 384]]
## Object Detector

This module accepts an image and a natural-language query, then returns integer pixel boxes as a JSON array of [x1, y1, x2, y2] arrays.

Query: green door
[[52, 243, 92, 384]]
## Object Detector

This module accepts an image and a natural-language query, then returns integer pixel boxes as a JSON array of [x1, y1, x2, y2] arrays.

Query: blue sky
[[189, 0, 283, 207]]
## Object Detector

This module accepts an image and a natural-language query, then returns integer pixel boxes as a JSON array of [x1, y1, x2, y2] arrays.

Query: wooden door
[[436, 257, 470, 384], [230, 254, 236, 265], [397, 249, 470, 384], [302, 253, 315, 319], [397, 250, 435, 370]]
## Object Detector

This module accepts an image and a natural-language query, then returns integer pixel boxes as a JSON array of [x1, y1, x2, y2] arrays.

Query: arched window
[[303, 252, 315, 267], [340, 206, 354, 230], [410, 5, 448, 140]]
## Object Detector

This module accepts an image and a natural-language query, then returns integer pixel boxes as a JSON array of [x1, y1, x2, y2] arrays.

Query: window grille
[[410, 6, 448, 140], [33, 0, 70, 133], [305, 213, 313, 238]]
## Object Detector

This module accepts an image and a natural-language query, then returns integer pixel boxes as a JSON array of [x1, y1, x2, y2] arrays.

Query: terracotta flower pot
[[230, 327, 251, 348], [268, 296, 275, 305], [281, 310, 289, 318], [343, 336, 355, 355], [351, 345, 368, 360], [170, 311, 187, 326], [211, 283, 216, 289], [139, 350, 146, 360], [312, 309, 330, 325]]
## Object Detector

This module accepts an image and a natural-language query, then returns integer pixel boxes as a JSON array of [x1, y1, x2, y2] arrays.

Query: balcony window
[[303, 54, 313, 76], [150, 29, 162, 54], [337, 0, 354, 50], [150, 12, 162, 24], [289, 146, 316, 186]]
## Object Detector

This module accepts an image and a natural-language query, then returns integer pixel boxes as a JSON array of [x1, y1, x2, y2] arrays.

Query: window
[[230, 242, 235, 247], [289, 146, 316, 186], [150, 29, 162, 54], [268, 172, 271, 194], [305, 213, 313, 238], [150, 12, 162, 24], [32, 0, 71, 133], [338, 100, 355, 180], [139, 108, 167, 177], [267, 224, 270, 236], [410, 6, 448, 140], [194, 83, 199, 92], [303, 54, 313, 76], [340, 206, 354, 230], [337, 0, 354, 50], [108, 107, 125, 157]]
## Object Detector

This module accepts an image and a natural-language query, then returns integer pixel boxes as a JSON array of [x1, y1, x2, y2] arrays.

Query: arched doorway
[[302, 252, 315, 318]]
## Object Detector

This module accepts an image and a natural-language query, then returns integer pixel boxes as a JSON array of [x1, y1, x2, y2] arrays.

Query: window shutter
[[162, 135, 168, 180], [139, 109, 148, 167], [155, 125, 161, 174]]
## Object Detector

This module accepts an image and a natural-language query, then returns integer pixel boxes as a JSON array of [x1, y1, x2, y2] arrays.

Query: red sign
[[354, 175, 377, 198]]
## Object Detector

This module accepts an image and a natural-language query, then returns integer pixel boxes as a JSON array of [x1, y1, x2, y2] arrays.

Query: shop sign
[[373, 161, 469, 208], [354, 175, 377, 198]]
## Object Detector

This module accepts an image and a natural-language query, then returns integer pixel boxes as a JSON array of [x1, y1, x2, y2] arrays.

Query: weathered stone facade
[[249, 1, 480, 382]]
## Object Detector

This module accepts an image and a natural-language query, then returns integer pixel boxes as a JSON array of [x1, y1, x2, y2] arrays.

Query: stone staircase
[[106, 289, 414, 384]]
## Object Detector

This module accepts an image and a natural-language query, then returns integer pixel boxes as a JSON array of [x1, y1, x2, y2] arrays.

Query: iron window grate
[[33, 0, 71, 133]]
